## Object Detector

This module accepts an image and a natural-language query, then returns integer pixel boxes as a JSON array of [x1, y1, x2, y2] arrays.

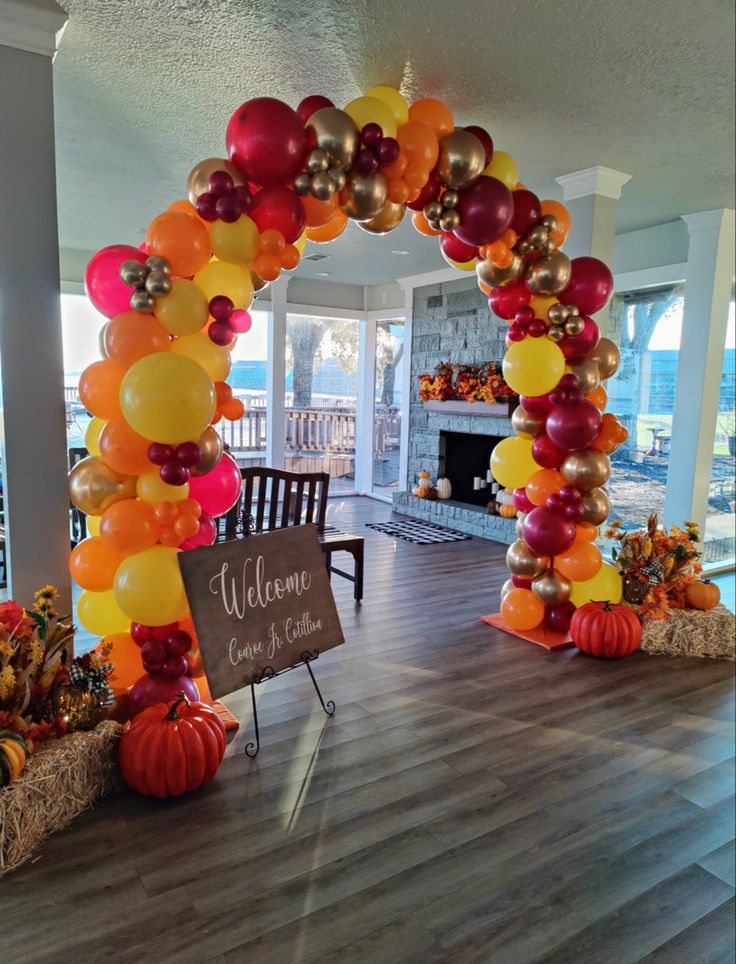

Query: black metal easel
[[244, 649, 335, 757]]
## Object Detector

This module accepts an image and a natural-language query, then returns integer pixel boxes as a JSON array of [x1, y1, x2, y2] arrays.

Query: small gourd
[[498, 503, 517, 518], [685, 579, 720, 611], [0, 730, 28, 786], [436, 478, 452, 500]]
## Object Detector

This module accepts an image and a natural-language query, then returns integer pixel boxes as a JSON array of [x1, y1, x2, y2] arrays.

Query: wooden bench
[[222, 467, 364, 602]]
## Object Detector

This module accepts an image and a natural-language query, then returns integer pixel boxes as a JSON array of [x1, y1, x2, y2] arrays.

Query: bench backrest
[[224, 466, 329, 538]]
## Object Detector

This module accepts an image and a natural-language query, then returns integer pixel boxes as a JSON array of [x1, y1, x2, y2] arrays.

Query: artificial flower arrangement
[[418, 360, 516, 404], [606, 514, 702, 620]]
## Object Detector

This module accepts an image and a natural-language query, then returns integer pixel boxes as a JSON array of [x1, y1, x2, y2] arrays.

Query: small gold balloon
[[561, 449, 611, 490], [548, 303, 570, 326], [512, 406, 546, 439], [306, 108, 360, 171], [145, 255, 171, 276], [564, 316, 585, 336], [515, 512, 528, 540], [98, 323, 109, 359], [357, 200, 406, 235], [506, 539, 549, 578], [525, 251, 572, 296], [120, 260, 147, 288], [186, 158, 243, 204], [547, 327, 565, 343], [566, 357, 600, 394], [293, 173, 311, 196], [538, 239, 556, 257], [439, 209, 461, 232], [130, 289, 155, 313], [518, 239, 533, 255], [527, 224, 549, 247], [68, 457, 136, 516], [340, 171, 388, 220], [190, 425, 224, 477], [565, 304, 580, 317], [145, 271, 172, 297], [539, 214, 558, 233], [581, 487, 611, 525], [306, 148, 330, 174], [590, 337, 621, 379], [436, 130, 486, 190], [442, 190, 459, 209], [424, 200, 443, 222], [532, 568, 572, 606], [477, 253, 525, 289], [328, 167, 346, 191], [501, 578, 515, 601], [310, 171, 337, 201]]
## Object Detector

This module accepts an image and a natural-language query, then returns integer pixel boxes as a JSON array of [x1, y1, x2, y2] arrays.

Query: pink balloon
[[85, 244, 145, 318], [560, 317, 601, 359], [511, 575, 532, 589], [523, 506, 576, 557], [188, 452, 242, 517], [127, 672, 199, 718], [512, 487, 535, 513], [546, 400, 602, 452], [559, 257, 614, 315], [180, 511, 218, 550], [454, 176, 514, 247]]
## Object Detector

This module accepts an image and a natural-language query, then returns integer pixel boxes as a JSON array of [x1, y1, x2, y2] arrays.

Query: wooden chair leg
[[353, 543, 364, 602], [324, 550, 332, 581]]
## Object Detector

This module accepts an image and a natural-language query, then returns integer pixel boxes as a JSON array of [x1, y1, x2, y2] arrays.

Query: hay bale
[[0, 720, 123, 877], [639, 604, 736, 660]]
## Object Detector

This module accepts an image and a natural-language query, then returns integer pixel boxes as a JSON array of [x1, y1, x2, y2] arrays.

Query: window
[[372, 320, 404, 494], [704, 293, 735, 565], [60, 292, 105, 461], [218, 307, 269, 466]]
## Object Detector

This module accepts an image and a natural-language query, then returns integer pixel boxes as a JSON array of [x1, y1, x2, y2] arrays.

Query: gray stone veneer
[[392, 275, 517, 544]]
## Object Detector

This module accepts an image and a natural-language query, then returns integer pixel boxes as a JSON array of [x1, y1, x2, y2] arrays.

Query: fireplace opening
[[439, 430, 507, 508]]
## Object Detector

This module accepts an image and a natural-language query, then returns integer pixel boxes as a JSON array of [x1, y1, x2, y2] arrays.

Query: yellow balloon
[[530, 295, 558, 319], [570, 562, 623, 607], [446, 256, 478, 272], [294, 231, 307, 256], [171, 331, 231, 382], [344, 95, 397, 139], [77, 588, 131, 636], [85, 417, 106, 457], [210, 215, 259, 265], [503, 338, 566, 396], [136, 471, 190, 505], [483, 151, 519, 190], [194, 260, 253, 309], [86, 515, 101, 536], [119, 353, 216, 445], [490, 436, 538, 489], [114, 546, 189, 625], [364, 85, 409, 127], [154, 278, 209, 337]]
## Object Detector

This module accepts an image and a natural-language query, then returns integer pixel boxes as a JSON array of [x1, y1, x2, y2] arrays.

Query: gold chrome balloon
[[357, 201, 406, 235], [564, 316, 585, 336], [436, 130, 486, 190], [340, 171, 388, 220], [439, 209, 461, 232], [327, 167, 346, 191], [191, 425, 224, 477], [442, 190, 459, 209], [186, 158, 243, 204], [547, 302, 570, 327], [566, 357, 600, 394], [251, 272, 269, 293], [561, 449, 611, 490], [525, 251, 572, 296], [532, 568, 572, 606], [306, 108, 360, 171], [501, 578, 515, 601], [506, 539, 549, 578], [130, 289, 155, 313], [512, 406, 546, 439], [527, 224, 549, 247], [424, 200, 443, 222], [547, 327, 565, 343], [590, 337, 621, 379], [69, 457, 136, 516], [293, 173, 311, 196], [145, 271, 172, 297], [515, 512, 528, 540], [306, 148, 330, 174], [477, 253, 524, 289], [310, 171, 337, 200], [539, 214, 558, 233], [581, 487, 611, 525], [145, 256, 171, 276], [120, 260, 147, 288]]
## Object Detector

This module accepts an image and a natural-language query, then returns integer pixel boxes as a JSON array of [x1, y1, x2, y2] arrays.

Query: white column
[[265, 278, 287, 469], [555, 166, 631, 335], [355, 319, 376, 494], [0, 1, 71, 609], [664, 209, 735, 531], [398, 284, 414, 491]]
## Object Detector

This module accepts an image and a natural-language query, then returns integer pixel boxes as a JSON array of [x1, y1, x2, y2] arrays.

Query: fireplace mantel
[[422, 399, 517, 418]]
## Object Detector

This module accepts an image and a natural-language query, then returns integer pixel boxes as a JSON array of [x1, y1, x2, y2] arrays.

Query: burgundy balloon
[[376, 136, 400, 167], [523, 506, 576, 557], [208, 170, 234, 195], [195, 192, 217, 221], [249, 186, 306, 243], [140, 640, 167, 672], [559, 484, 581, 503], [508, 324, 525, 342], [520, 393, 554, 417], [453, 176, 514, 247], [546, 493, 564, 512], [361, 123, 383, 147], [563, 502, 586, 522], [462, 125, 494, 165], [407, 172, 442, 211], [175, 442, 201, 468], [512, 487, 535, 513], [488, 279, 531, 320], [545, 601, 576, 633], [532, 435, 563, 469], [560, 316, 601, 359], [511, 575, 533, 589], [148, 621, 180, 643], [209, 295, 234, 320], [510, 189, 541, 236], [234, 184, 255, 213], [527, 319, 547, 338], [159, 460, 190, 486], [226, 97, 307, 188], [166, 631, 192, 656], [296, 94, 334, 125], [147, 442, 174, 466], [209, 320, 236, 346], [162, 654, 189, 679], [130, 622, 149, 645], [127, 673, 199, 718], [215, 194, 242, 223], [546, 400, 602, 451], [440, 232, 478, 264], [355, 148, 379, 176], [559, 257, 614, 315]]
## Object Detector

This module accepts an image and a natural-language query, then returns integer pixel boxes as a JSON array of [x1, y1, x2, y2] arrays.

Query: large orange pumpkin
[[685, 579, 720, 611], [119, 693, 226, 797], [570, 600, 642, 659]]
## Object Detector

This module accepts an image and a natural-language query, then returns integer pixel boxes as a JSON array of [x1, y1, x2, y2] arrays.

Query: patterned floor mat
[[366, 519, 471, 544]]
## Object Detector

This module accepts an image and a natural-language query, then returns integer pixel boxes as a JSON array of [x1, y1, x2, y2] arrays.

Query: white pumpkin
[[436, 477, 452, 499]]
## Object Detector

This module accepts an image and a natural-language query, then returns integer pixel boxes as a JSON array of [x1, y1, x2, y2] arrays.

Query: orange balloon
[[501, 588, 545, 631], [221, 397, 245, 420], [99, 418, 152, 476], [280, 245, 300, 271], [389, 179, 411, 204], [539, 200, 571, 247], [174, 513, 200, 539], [78, 360, 125, 420], [146, 211, 211, 278], [478, 279, 492, 295], [397, 121, 439, 172], [575, 522, 599, 543], [594, 413, 628, 454], [555, 541, 603, 582], [103, 312, 170, 368], [253, 253, 281, 282], [97, 634, 142, 695], [215, 381, 233, 406], [586, 385, 608, 411], [259, 229, 285, 256], [306, 209, 348, 243], [383, 154, 408, 179], [154, 501, 179, 526], [160, 526, 183, 547], [301, 192, 338, 227], [180, 498, 201, 520], [168, 198, 211, 230], [526, 469, 565, 507], [99, 499, 161, 554], [411, 210, 441, 237], [69, 537, 124, 591], [408, 99, 453, 139]]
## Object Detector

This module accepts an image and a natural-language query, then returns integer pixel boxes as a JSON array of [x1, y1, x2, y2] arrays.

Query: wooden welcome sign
[[178, 525, 344, 700]]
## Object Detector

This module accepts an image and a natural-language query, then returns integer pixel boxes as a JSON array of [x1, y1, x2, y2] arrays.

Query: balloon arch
[[69, 86, 625, 712]]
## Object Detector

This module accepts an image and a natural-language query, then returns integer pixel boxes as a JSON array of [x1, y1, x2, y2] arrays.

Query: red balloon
[[440, 232, 478, 263], [85, 245, 145, 318], [226, 97, 307, 188], [188, 452, 242, 517], [127, 673, 200, 718], [545, 601, 576, 633], [520, 393, 554, 417], [523, 506, 576, 557], [488, 279, 531, 320], [462, 125, 494, 164], [560, 316, 601, 359], [546, 400, 602, 452], [511, 575, 533, 589], [512, 487, 535, 513], [407, 172, 442, 211], [532, 434, 564, 469], [250, 186, 306, 243], [510, 189, 541, 236], [296, 94, 334, 125], [180, 511, 218, 550], [559, 257, 614, 315], [454, 176, 514, 247]]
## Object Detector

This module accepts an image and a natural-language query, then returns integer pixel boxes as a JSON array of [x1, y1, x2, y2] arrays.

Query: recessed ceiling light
[[315, 271, 331, 277], [391, 249, 411, 255]]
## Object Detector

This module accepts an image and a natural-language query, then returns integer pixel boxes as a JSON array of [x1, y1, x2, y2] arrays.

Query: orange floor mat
[[481, 612, 574, 651]]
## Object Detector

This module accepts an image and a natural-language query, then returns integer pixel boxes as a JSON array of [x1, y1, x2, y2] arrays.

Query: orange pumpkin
[[685, 579, 720, 611], [499, 503, 517, 518]]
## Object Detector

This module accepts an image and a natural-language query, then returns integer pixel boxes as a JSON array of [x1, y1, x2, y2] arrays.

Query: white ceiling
[[53, 0, 735, 286]]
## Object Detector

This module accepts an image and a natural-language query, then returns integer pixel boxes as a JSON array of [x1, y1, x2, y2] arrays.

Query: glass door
[[372, 320, 404, 495]]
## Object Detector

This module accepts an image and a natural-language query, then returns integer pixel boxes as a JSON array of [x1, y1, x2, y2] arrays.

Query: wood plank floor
[[3, 497, 735, 963]]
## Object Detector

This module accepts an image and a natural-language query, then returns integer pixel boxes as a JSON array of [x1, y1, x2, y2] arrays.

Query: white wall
[[612, 221, 689, 275]]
